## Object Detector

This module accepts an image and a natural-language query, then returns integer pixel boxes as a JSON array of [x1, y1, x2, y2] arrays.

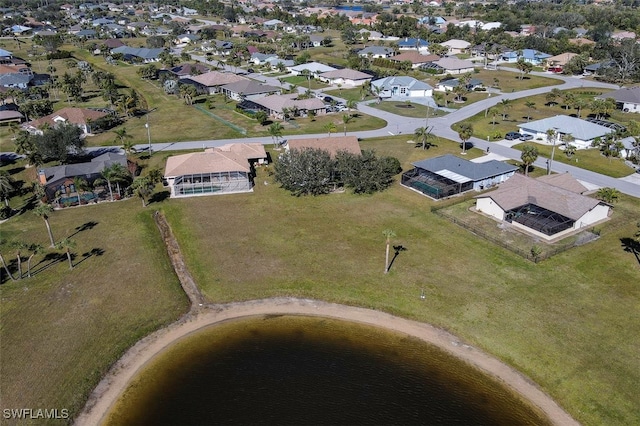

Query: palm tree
[[268, 122, 284, 148], [596, 187, 620, 205], [101, 163, 130, 202], [113, 127, 133, 148], [73, 176, 89, 206], [457, 122, 473, 155], [520, 144, 539, 176], [56, 238, 76, 270], [346, 99, 357, 116], [9, 241, 27, 279], [33, 204, 55, 247], [131, 176, 154, 207], [546, 128, 558, 174], [382, 229, 396, 274], [499, 99, 511, 120], [26, 243, 44, 278], [414, 126, 435, 150], [487, 107, 499, 127], [324, 122, 337, 137], [574, 98, 588, 118], [524, 101, 536, 121], [0, 170, 15, 208], [0, 245, 16, 281], [342, 114, 353, 136], [563, 133, 576, 158]]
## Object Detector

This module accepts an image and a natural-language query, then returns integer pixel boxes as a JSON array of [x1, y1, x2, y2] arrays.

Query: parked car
[[519, 134, 534, 141], [505, 132, 521, 140], [247, 68, 255, 74], [323, 96, 333, 103], [548, 67, 563, 73]]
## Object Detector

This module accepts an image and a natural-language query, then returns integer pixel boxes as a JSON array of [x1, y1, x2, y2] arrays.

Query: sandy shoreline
[[75, 297, 580, 426]]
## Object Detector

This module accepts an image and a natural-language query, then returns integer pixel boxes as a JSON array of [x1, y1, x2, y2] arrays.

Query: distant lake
[[335, 5, 364, 11], [104, 315, 551, 425]]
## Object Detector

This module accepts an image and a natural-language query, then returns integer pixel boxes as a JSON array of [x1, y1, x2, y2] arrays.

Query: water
[[335, 5, 364, 11], [105, 315, 551, 425]]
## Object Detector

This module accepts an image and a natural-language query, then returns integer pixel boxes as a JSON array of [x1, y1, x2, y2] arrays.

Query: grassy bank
[[0, 199, 189, 422]]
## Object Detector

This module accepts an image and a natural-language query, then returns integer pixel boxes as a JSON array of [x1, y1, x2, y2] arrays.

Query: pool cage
[[505, 204, 575, 236], [172, 171, 252, 196], [401, 168, 473, 199]]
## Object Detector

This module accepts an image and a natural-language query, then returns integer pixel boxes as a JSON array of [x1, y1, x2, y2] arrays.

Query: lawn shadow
[[620, 237, 640, 265], [75, 247, 105, 267], [68, 221, 99, 238], [31, 252, 66, 276], [149, 190, 170, 204]]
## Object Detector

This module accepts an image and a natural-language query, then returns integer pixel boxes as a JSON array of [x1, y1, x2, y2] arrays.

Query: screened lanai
[[172, 171, 251, 196], [505, 204, 574, 236], [401, 168, 471, 199]]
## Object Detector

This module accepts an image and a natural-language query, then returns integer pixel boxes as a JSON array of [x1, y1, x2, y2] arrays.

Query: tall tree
[[268, 122, 284, 148], [101, 163, 130, 202], [457, 122, 473, 154], [56, 238, 76, 270], [0, 170, 15, 208], [73, 176, 89, 206], [324, 122, 337, 137], [131, 176, 155, 207], [33, 204, 55, 247], [26, 243, 44, 278], [414, 126, 435, 150], [520, 144, 539, 176], [342, 114, 353, 136], [524, 101, 536, 121]]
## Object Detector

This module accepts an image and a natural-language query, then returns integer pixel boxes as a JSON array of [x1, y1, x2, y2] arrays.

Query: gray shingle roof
[[596, 86, 640, 104], [412, 154, 517, 182], [517, 115, 614, 141], [40, 153, 127, 184]]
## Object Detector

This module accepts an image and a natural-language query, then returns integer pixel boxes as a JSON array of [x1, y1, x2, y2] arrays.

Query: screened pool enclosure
[[172, 171, 252, 197]]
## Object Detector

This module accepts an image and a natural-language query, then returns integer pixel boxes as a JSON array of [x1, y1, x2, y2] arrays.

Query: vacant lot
[[0, 198, 189, 420]]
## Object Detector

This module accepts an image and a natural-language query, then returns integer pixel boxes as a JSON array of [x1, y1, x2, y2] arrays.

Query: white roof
[[290, 62, 337, 74], [435, 169, 472, 183]]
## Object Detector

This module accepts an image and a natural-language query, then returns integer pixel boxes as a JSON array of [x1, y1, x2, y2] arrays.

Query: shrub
[[46, 50, 72, 60], [0, 205, 11, 220]]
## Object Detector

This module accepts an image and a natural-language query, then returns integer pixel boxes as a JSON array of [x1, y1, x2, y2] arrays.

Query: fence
[[194, 105, 247, 135], [431, 204, 599, 263]]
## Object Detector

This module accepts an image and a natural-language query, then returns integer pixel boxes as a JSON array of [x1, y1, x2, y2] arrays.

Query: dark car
[[323, 96, 333, 103], [505, 132, 521, 140], [247, 68, 255, 73], [519, 134, 534, 141]]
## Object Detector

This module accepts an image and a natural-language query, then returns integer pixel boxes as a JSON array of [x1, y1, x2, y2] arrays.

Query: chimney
[[38, 170, 47, 184]]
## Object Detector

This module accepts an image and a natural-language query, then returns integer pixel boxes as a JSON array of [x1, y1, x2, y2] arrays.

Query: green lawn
[[0, 195, 189, 421], [281, 75, 328, 90]]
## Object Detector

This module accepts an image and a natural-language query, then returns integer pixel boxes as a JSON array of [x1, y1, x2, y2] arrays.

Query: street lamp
[[145, 108, 158, 155]]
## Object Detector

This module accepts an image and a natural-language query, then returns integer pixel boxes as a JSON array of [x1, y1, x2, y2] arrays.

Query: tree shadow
[[31, 252, 66, 276], [75, 247, 105, 267], [620, 238, 640, 265], [460, 141, 474, 151], [149, 190, 170, 204], [386, 245, 407, 273], [68, 221, 99, 238], [7, 166, 25, 176]]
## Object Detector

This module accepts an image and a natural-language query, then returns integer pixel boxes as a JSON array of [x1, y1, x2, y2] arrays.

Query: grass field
[[0, 198, 189, 422], [158, 138, 640, 426]]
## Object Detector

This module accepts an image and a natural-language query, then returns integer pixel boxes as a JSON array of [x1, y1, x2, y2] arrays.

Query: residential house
[[110, 46, 164, 63], [240, 93, 326, 120], [220, 80, 280, 101], [182, 71, 248, 95], [475, 173, 611, 240], [595, 86, 640, 113], [263, 19, 284, 30], [546, 52, 579, 69], [372, 76, 433, 100], [166, 63, 210, 79], [289, 62, 337, 76], [517, 115, 615, 149], [440, 39, 471, 55], [23, 107, 108, 135], [397, 38, 429, 53], [37, 152, 128, 201], [430, 57, 475, 75], [250, 52, 278, 66], [501, 49, 551, 66], [435, 77, 483, 92], [265, 57, 294, 70], [401, 154, 517, 199], [164, 143, 267, 198], [317, 68, 373, 87], [358, 46, 395, 59], [285, 136, 361, 158], [174, 33, 199, 44], [389, 52, 439, 69]]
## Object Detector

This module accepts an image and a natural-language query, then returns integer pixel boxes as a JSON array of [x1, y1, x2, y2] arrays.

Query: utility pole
[[548, 127, 558, 175], [145, 108, 158, 155]]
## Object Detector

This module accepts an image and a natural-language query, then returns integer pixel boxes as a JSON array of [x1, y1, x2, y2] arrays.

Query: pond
[[104, 315, 551, 426]]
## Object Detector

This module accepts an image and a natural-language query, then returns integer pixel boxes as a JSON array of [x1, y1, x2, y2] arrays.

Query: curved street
[[130, 65, 640, 198]]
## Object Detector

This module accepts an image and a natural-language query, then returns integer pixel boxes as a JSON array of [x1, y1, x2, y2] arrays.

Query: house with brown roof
[[317, 68, 373, 87], [164, 143, 267, 198], [389, 52, 439, 69], [475, 173, 610, 240], [182, 71, 249, 95], [285, 136, 361, 158], [220, 80, 280, 101], [546, 52, 579, 69], [23, 107, 108, 135], [242, 94, 327, 119]]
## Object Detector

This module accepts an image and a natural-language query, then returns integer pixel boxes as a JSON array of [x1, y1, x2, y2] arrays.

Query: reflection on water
[[105, 315, 550, 426]]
